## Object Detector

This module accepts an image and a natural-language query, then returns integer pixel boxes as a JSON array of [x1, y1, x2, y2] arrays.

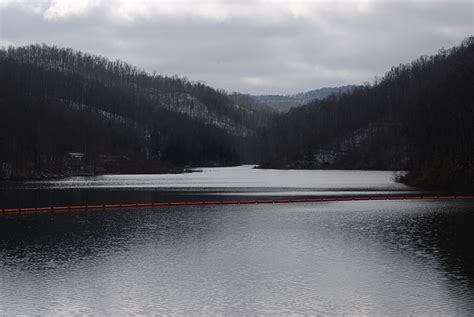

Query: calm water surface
[[0, 166, 416, 209], [1, 166, 473, 315]]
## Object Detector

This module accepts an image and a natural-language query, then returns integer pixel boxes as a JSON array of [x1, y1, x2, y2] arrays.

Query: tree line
[[0, 52, 246, 177], [255, 37, 473, 190], [1, 39, 472, 190], [0, 44, 271, 132]]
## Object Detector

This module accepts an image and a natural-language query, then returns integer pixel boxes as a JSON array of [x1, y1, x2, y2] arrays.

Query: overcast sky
[[0, 0, 472, 94]]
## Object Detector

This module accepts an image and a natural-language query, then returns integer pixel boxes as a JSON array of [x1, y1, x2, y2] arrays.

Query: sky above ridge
[[0, 0, 472, 94]]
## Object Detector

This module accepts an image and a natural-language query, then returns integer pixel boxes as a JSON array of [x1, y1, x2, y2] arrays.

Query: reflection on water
[[7, 165, 409, 189], [1, 166, 472, 315], [1, 201, 473, 315], [0, 165, 418, 209]]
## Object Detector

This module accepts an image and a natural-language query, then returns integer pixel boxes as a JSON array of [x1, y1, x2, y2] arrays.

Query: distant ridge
[[252, 85, 358, 113]]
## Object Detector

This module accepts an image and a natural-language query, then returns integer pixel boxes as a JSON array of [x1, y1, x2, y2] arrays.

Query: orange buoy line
[[1, 195, 473, 215]]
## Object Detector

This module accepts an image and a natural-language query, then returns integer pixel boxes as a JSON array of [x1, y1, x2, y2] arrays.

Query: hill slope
[[257, 37, 474, 191], [0, 45, 272, 135], [0, 45, 273, 178]]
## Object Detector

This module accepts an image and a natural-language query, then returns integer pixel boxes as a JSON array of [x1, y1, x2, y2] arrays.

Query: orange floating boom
[[1, 195, 473, 215]]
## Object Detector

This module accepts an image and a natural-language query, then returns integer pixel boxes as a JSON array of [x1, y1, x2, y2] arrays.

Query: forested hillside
[[0, 45, 272, 178], [1, 39, 472, 191], [256, 37, 474, 190], [0, 45, 271, 134]]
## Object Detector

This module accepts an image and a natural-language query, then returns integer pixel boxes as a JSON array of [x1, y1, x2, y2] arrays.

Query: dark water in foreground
[[1, 166, 473, 315]]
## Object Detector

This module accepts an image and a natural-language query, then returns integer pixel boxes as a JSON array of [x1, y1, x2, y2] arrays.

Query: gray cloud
[[0, 0, 472, 94]]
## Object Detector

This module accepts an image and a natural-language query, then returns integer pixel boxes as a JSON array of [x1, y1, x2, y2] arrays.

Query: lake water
[[1, 166, 473, 315], [0, 165, 416, 209]]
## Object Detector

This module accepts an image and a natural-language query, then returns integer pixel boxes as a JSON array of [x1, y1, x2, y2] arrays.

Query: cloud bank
[[0, 0, 472, 94]]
